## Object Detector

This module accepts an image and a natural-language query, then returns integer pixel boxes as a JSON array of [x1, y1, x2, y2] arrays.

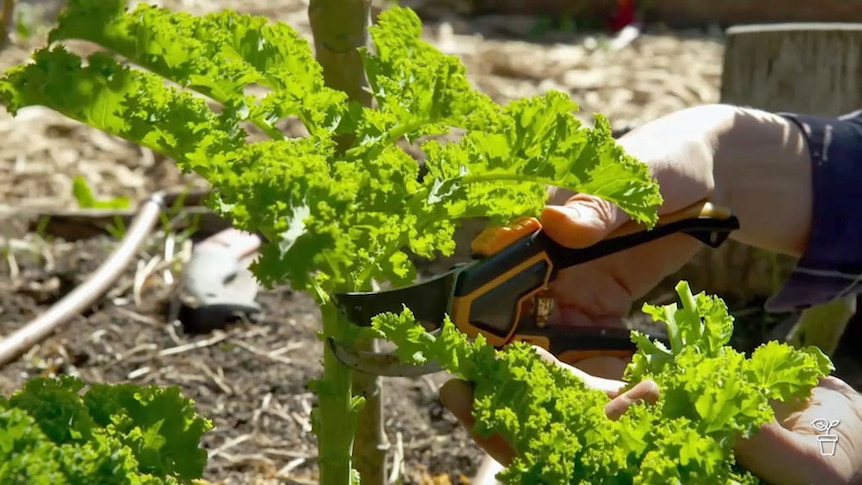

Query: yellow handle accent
[[607, 200, 732, 239]]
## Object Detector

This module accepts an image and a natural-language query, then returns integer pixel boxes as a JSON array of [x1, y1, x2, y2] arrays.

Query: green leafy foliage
[[0, 375, 213, 484], [72, 175, 131, 209], [0, 2, 667, 483], [372, 281, 833, 484], [0, 0, 661, 297]]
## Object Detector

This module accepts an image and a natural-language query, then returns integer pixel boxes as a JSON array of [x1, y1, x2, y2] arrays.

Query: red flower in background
[[610, 0, 637, 32]]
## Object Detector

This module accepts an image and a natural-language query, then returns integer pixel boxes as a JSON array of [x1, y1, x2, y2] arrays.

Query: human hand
[[541, 107, 721, 327], [734, 375, 862, 485], [542, 105, 814, 327], [441, 349, 862, 485]]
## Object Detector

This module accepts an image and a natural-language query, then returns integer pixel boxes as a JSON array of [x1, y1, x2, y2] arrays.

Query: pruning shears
[[331, 199, 739, 376]]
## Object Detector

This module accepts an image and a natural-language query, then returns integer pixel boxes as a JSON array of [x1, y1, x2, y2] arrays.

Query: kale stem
[[309, 1, 389, 483], [317, 302, 359, 485], [250, 116, 286, 140], [343, 118, 427, 160], [678, 281, 697, 312]]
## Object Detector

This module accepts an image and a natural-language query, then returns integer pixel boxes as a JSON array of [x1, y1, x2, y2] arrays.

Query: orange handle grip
[[608, 200, 733, 239]]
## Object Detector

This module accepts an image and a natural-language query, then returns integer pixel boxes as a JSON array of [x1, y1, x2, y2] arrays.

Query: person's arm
[[709, 107, 814, 258], [602, 104, 815, 257], [645, 105, 862, 313], [548, 104, 862, 312]]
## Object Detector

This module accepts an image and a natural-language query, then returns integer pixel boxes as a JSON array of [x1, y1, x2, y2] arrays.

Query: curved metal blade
[[333, 270, 459, 330]]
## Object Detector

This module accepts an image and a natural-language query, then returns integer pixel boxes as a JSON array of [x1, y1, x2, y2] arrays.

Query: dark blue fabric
[[766, 110, 862, 312]]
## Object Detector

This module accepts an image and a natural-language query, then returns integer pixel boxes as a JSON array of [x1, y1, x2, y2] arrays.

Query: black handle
[[455, 212, 739, 298], [452, 211, 738, 340], [543, 213, 740, 271]]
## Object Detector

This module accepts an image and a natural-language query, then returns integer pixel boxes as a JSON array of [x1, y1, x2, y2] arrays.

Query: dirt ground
[[1, 1, 860, 484]]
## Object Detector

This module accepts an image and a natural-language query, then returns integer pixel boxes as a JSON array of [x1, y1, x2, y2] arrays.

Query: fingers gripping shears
[[331, 200, 739, 376]]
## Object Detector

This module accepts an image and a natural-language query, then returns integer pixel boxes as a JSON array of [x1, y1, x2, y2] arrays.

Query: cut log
[[720, 23, 862, 116], [670, 23, 862, 355]]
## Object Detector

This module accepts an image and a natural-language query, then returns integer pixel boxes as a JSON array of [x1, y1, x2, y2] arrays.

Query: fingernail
[[626, 383, 648, 399], [626, 380, 660, 403], [560, 204, 582, 220]]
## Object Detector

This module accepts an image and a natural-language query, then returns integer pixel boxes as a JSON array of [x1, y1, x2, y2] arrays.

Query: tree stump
[[665, 23, 862, 355], [721, 23, 862, 116]]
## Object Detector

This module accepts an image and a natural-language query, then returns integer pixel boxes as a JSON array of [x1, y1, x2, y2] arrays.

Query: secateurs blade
[[331, 200, 740, 376]]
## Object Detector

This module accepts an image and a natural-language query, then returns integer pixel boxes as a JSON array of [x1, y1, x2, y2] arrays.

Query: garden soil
[[1, 1, 861, 484]]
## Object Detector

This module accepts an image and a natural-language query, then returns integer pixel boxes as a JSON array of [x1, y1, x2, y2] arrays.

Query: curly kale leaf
[[0, 3, 661, 296], [372, 282, 833, 484], [0, 375, 212, 483]]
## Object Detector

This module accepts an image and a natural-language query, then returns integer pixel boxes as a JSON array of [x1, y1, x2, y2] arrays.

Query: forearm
[[602, 104, 814, 256], [706, 105, 862, 312], [707, 106, 813, 258], [552, 104, 859, 313]]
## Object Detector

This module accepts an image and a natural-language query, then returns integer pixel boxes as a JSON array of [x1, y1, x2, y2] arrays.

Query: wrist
[[707, 106, 813, 258]]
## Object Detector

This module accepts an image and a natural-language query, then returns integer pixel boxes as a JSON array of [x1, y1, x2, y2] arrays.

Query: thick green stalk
[[309, 0, 372, 151], [308, 0, 371, 104], [308, 1, 390, 484], [317, 303, 359, 485]]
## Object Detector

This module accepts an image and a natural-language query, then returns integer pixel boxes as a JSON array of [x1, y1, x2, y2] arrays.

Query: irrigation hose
[[0, 192, 168, 368]]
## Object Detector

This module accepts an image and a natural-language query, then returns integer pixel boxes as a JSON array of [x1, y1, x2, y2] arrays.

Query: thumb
[[604, 380, 660, 421], [540, 194, 628, 248]]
